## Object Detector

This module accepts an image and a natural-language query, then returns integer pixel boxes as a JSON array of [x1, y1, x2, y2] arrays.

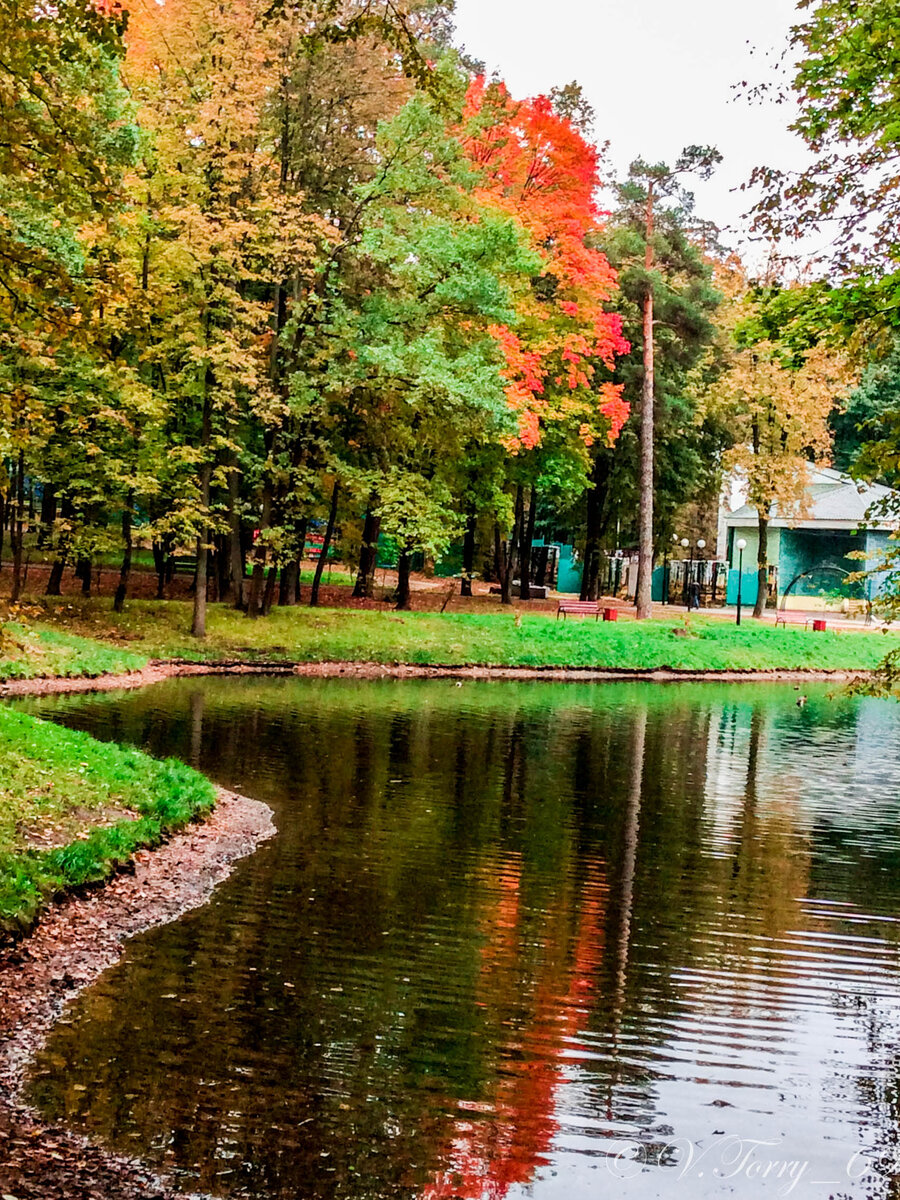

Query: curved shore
[[0, 787, 276, 1200], [0, 657, 872, 698]]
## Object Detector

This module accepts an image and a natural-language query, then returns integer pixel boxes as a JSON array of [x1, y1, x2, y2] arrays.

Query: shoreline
[[0, 786, 276, 1200], [0, 657, 872, 697]]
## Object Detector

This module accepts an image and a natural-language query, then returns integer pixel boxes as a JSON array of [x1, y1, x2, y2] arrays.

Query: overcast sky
[[453, 0, 805, 258]]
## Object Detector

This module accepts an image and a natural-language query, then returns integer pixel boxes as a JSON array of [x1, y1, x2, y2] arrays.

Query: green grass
[[0, 706, 216, 935], [0, 622, 148, 682], [27, 598, 900, 673]]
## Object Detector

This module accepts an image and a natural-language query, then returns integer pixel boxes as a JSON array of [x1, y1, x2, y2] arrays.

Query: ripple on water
[[19, 679, 900, 1199]]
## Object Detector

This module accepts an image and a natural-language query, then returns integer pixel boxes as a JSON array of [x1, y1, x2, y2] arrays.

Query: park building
[[718, 465, 898, 612]]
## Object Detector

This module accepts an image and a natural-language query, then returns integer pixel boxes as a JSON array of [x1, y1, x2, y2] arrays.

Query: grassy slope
[[29, 599, 900, 672], [0, 622, 147, 682], [0, 707, 215, 934]]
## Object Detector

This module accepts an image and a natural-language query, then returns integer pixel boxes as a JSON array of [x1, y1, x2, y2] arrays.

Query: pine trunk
[[635, 185, 656, 620]]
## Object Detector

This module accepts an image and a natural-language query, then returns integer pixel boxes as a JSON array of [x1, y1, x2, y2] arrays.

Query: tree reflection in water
[[20, 679, 900, 1200]]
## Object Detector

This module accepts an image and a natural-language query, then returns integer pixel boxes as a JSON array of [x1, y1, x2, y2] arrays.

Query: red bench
[[557, 600, 601, 620]]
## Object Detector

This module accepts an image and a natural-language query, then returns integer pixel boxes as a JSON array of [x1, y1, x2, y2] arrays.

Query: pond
[[18, 677, 900, 1199]]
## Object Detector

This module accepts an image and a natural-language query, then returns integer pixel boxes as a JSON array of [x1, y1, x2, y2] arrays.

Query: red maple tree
[[460, 79, 630, 452]]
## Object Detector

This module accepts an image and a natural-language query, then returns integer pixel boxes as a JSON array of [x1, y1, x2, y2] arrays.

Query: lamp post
[[681, 537, 690, 608], [695, 539, 706, 609], [736, 537, 747, 626]]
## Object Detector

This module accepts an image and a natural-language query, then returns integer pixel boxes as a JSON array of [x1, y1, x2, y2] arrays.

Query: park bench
[[171, 555, 197, 576], [774, 612, 826, 631], [557, 600, 601, 621]]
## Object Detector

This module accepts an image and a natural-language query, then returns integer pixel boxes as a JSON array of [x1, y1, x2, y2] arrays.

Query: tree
[[617, 150, 720, 619], [752, 0, 900, 276], [0, 0, 136, 602], [288, 75, 540, 609], [832, 340, 900, 476], [712, 283, 855, 618], [578, 173, 723, 603], [459, 78, 630, 602]]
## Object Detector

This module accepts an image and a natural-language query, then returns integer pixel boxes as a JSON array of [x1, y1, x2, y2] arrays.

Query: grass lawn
[[16, 598, 900, 673], [0, 706, 215, 934], [0, 621, 148, 682]]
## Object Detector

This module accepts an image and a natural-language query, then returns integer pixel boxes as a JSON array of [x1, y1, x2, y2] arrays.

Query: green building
[[721, 466, 897, 610]]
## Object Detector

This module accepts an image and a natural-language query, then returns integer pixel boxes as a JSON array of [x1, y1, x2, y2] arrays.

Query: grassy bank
[[0, 621, 147, 683], [20, 598, 900, 673], [0, 707, 215, 934]]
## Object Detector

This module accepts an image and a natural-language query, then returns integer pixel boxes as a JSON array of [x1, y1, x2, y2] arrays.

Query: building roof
[[724, 466, 898, 530]]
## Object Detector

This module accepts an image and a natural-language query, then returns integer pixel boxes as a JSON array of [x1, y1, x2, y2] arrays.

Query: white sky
[[453, 0, 806, 259]]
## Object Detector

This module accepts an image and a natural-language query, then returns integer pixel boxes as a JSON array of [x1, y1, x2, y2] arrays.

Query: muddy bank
[[0, 658, 871, 698], [0, 788, 276, 1200]]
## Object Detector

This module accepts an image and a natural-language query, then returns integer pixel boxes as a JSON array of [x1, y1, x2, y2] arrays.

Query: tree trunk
[[152, 539, 169, 600], [310, 482, 339, 607], [753, 512, 769, 619], [38, 483, 56, 549], [395, 550, 412, 610], [246, 482, 273, 620], [279, 562, 297, 607], [113, 495, 134, 613], [461, 510, 476, 598], [279, 518, 306, 606], [226, 452, 244, 609], [581, 456, 606, 601], [494, 522, 512, 606], [353, 503, 380, 599], [262, 564, 278, 616], [191, 385, 213, 639], [518, 487, 537, 602], [10, 451, 25, 603], [46, 556, 65, 596], [510, 485, 524, 593], [635, 185, 656, 620]]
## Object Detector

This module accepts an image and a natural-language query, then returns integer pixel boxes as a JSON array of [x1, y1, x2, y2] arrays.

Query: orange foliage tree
[[457, 79, 629, 600]]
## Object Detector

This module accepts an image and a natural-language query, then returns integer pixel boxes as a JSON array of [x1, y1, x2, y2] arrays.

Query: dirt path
[[0, 788, 275, 1200]]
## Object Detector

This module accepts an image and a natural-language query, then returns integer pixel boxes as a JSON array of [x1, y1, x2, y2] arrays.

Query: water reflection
[[18, 679, 900, 1199]]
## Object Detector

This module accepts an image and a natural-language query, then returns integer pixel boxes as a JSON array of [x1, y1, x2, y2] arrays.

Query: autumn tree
[[711, 281, 855, 617], [0, 0, 136, 600], [287, 75, 539, 609], [459, 78, 629, 602]]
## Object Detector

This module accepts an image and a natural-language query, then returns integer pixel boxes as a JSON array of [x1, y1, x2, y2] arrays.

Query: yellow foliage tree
[[713, 287, 856, 616]]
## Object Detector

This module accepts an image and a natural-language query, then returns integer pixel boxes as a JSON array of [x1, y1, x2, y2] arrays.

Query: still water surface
[[19, 678, 900, 1199]]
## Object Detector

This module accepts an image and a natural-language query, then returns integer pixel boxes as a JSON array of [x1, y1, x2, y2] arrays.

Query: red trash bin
[[603, 607, 618, 622], [812, 619, 827, 632]]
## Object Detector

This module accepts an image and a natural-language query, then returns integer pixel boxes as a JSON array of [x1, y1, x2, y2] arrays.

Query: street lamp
[[681, 537, 691, 608], [736, 537, 747, 626], [695, 539, 706, 609]]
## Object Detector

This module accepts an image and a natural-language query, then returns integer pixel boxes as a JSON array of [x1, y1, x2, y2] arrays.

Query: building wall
[[724, 522, 894, 607]]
